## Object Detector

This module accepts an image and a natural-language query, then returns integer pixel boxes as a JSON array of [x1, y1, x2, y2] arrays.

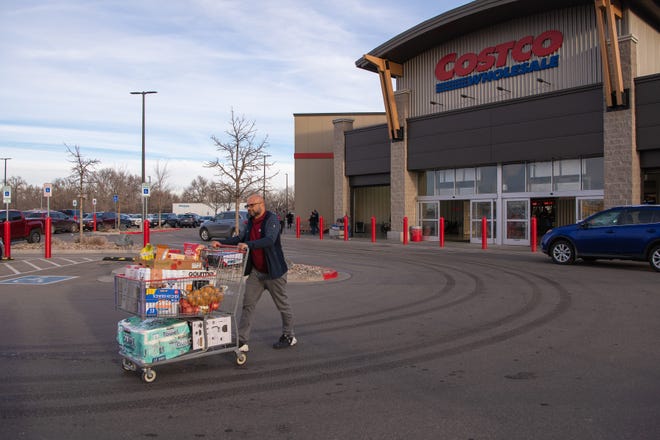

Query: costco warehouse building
[[294, 0, 660, 245]]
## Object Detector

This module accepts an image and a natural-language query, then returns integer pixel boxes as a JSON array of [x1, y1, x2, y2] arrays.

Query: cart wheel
[[236, 352, 247, 366], [142, 369, 157, 383], [121, 358, 136, 371]]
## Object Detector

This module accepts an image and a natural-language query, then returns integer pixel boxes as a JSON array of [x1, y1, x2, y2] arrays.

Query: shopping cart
[[115, 245, 248, 383]]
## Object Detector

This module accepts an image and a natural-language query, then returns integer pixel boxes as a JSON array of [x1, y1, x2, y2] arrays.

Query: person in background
[[213, 194, 296, 351], [286, 212, 294, 229], [309, 209, 319, 235]]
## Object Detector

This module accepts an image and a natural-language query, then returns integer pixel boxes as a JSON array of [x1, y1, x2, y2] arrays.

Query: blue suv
[[541, 205, 660, 272]]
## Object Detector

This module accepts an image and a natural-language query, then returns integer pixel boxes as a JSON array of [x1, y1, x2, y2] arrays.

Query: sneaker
[[272, 334, 297, 349], [238, 341, 249, 352]]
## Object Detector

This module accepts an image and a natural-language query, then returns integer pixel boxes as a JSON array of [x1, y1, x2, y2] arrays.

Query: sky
[[0, 0, 468, 196]]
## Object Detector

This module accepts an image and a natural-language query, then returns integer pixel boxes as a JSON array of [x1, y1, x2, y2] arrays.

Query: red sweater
[[249, 214, 266, 272]]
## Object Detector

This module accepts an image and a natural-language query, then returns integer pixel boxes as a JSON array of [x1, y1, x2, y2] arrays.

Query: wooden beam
[[605, 0, 624, 104], [594, 0, 625, 107], [363, 55, 403, 140], [594, 0, 613, 106]]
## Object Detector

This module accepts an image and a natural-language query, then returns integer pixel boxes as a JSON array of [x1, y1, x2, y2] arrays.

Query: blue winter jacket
[[220, 210, 288, 279]]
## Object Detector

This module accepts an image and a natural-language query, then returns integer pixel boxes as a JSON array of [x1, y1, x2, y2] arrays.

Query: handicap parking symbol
[[0, 275, 76, 285]]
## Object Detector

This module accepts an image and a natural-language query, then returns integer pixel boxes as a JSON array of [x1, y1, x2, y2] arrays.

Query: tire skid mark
[[1, 256, 570, 419]]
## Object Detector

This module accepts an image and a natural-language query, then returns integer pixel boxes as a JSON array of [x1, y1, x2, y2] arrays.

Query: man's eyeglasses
[[245, 202, 261, 208]]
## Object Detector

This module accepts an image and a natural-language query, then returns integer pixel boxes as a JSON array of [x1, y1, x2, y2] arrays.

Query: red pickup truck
[[0, 209, 44, 247]]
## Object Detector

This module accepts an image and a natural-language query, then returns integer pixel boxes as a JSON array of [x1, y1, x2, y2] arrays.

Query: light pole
[[262, 154, 271, 200], [130, 91, 157, 223], [0, 157, 10, 186], [285, 172, 288, 214], [1, 158, 11, 258]]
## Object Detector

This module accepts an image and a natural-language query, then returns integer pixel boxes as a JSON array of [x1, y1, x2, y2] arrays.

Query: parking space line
[[23, 260, 42, 270], [0, 255, 104, 279], [3, 263, 21, 274], [36, 258, 60, 267]]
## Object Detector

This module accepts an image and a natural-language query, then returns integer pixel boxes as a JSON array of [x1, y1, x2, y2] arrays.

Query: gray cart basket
[[114, 245, 248, 383]]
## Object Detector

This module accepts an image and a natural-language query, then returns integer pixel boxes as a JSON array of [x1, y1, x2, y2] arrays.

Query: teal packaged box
[[117, 317, 191, 363]]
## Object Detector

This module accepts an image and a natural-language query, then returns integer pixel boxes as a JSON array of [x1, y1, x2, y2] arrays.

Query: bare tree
[[7, 176, 28, 210], [66, 144, 100, 241], [267, 187, 295, 218], [181, 176, 229, 216], [206, 181, 231, 215], [205, 109, 274, 231], [182, 176, 211, 203]]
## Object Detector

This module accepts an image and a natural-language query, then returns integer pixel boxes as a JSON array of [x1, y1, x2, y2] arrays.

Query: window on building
[[578, 198, 604, 221], [502, 163, 526, 193], [476, 166, 497, 194], [527, 161, 552, 192], [455, 168, 475, 195], [581, 157, 604, 190], [418, 171, 434, 196], [553, 159, 581, 191], [436, 169, 455, 196]]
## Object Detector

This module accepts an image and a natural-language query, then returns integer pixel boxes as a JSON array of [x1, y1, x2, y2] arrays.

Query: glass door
[[419, 202, 439, 240], [470, 200, 496, 244], [504, 199, 529, 245]]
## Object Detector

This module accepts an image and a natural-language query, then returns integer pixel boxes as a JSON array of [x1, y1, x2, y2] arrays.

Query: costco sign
[[435, 30, 563, 93]]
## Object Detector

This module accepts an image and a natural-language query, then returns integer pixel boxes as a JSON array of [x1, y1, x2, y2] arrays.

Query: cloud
[[0, 0, 465, 195]]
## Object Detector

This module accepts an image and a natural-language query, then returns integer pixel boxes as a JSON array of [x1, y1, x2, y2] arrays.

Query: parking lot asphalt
[[1, 229, 659, 439]]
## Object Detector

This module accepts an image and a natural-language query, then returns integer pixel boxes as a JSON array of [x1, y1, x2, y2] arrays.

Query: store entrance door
[[504, 199, 529, 245], [470, 200, 496, 244]]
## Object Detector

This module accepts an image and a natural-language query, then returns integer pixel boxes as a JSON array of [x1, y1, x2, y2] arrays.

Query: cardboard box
[[152, 258, 205, 271], [117, 317, 191, 363], [190, 316, 232, 350], [184, 242, 205, 257]]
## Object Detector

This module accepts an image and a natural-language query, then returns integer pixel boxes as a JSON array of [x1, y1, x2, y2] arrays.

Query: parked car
[[162, 213, 181, 228], [0, 210, 44, 246], [24, 210, 79, 233], [127, 214, 143, 228], [199, 211, 249, 241], [83, 211, 134, 231], [146, 213, 159, 226], [81, 213, 95, 231], [541, 204, 660, 272], [179, 213, 201, 228], [59, 209, 83, 221], [150, 213, 174, 227]]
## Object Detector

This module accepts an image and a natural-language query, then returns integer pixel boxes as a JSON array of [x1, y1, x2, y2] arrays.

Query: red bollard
[[143, 219, 150, 247], [3, 221, 10, 259], [403, 216, 408, 245], [296, 216, 300, 238], [344, 215, 349, 241], [93, 212, 97, 231], [481, 217, 488, 249], [45, 217, 52, 258], [531, 217, 537, 252], [319, 216, 324, 240], [439, 217, 445, 248], [371, 216, 376, 242]]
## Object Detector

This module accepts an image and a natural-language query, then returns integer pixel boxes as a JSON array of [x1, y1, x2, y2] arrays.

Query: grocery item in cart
[[117, 317, 191, 363], [202, 249, 244, 268], [180, 284, 225, 315], [145, 288, 182, 317], [190, 316, 232, 350]]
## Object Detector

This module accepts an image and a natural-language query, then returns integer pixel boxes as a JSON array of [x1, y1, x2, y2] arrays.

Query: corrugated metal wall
[[629, 11, 660, 77], [352, 186, 391, 233], [399, 4, 601, 118]]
